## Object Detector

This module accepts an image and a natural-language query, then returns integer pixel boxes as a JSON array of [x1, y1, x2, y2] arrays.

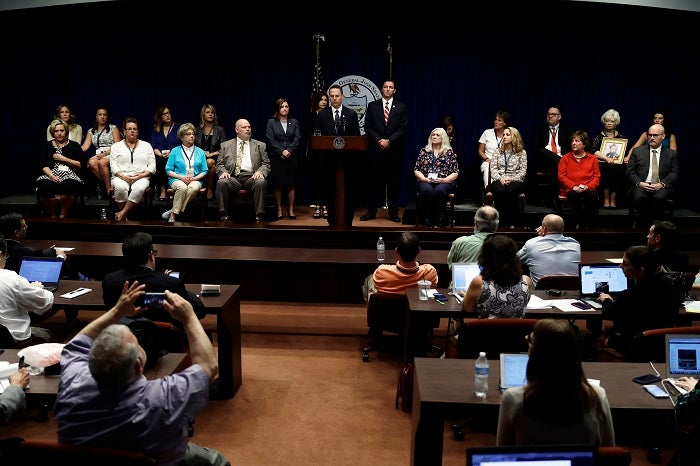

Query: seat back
[[624, 326, 700, 363], [366, 292, 409, 335], [0, 324, 17, 348], [0, 437, 156, 465], [455, 318, 538, 360], [535, 275, 579, 291], [596, 446, 631, 466]]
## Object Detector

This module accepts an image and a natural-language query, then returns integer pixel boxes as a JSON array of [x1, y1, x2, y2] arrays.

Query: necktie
[[384, 102, 390, 124], [651, 149, 659, 183], [334, 109, 340, 134], [234, 140, 245, 176], [550, 127, 557, 154]]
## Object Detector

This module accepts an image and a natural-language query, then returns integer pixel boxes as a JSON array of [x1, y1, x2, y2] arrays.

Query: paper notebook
[[18, 256, 63, 292]]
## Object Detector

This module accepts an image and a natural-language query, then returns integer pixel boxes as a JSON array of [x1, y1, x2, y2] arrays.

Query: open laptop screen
[[18, 256, 63, 291], [666, 334, 700, 378], [467, 445, 596, 466], [452, 263, 481, 293], [578, 263, 628, 297]]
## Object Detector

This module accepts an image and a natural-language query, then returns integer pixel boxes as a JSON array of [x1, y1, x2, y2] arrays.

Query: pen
[[435, 299, 446, 306]]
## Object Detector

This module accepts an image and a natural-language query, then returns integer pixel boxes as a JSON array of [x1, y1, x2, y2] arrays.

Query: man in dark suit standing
[[102, 232, 206, 322], [362, 78, 407, 223], [530, 107, 574, 204], [626, 124, 679, 226], [315, 84, 361, 226]]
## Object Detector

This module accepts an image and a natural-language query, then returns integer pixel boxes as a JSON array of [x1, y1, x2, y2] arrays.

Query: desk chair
[[165, 186, 208, 222], [415, 191, 456, 227], [598, 325, 700, 363], [361, 292, 441, 362], [483, 173, 526, 227], [0, 437, 156, 465], [596, 446, 632, 466], [448, 317, 538, 440], [535, 275, 579, 291]]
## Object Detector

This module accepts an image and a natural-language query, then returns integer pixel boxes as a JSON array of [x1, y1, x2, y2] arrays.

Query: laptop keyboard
[[581, 299, 602, 309], [664, 378, 688, 395]]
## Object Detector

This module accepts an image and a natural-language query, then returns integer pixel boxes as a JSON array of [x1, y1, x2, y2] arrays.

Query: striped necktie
[[384, 102, 390, 124]]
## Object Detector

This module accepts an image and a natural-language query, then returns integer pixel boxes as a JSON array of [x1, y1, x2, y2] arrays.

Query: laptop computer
[[578, 263, 629, 309], [467, 444, 596, 466], [18, 256, 64, 292], [499, 352, 529, 392], [664, 334, 700, 395], [451, 263, 481, 301]]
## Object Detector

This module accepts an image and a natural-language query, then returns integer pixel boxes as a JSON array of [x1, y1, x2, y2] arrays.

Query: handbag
[[395, 363, 414, 413]]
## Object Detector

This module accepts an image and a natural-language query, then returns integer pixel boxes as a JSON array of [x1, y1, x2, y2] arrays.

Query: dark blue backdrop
[[3, 1, 697, 211]]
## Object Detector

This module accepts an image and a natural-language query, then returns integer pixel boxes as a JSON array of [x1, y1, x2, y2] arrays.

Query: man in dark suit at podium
[[362, 78, 408, 223], [315, 84, 361, 226]]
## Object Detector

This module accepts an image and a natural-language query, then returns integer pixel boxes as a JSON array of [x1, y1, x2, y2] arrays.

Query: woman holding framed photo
[[591, 109, 627, 209]]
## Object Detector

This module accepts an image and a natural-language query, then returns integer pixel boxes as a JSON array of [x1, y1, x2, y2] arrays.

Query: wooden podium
[[310, 135, 368, 227]]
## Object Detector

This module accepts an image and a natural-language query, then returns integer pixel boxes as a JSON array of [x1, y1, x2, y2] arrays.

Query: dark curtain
[[3, 1, 697, 211]]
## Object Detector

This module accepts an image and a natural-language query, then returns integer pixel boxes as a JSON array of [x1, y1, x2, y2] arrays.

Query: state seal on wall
[[330, 75, 381, 135]]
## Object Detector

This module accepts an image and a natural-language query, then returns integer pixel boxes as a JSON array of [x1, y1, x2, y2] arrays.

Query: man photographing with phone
[[102, 232, 206, 324]]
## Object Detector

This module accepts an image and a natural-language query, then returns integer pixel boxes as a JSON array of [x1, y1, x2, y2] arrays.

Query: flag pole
[[386, 35, 392, 79]]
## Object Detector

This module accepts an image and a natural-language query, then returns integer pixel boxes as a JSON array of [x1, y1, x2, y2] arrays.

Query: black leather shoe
[[390, 215, 401, 223], [360, 213, 376, 221]]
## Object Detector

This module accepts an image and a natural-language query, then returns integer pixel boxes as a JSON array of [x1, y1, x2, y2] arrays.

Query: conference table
[[410, 357, 676, 466], [404, 288, 603, 362], [54, 280, 242, 399], [0, 348, 188, 420]]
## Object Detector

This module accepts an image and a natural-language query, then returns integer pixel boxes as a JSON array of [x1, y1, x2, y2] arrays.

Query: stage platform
[[1, 193, 699, 253]]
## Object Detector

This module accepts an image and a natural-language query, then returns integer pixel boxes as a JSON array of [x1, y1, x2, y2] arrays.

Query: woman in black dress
[[266, 98, 302, 219]]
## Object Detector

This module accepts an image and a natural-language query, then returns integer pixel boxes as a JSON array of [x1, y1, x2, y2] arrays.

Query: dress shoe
[[360, 213, 376, 221], [288, 209, 296, 220], [256, 215, 265, 223], [220, 213, 229, 221], [390, 214, 401, 223]]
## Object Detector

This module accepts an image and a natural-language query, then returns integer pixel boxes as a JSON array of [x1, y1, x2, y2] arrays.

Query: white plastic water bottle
[[376, 236, 385, 262], [474, 351, 489, 399], [100, 208, 107, 220]]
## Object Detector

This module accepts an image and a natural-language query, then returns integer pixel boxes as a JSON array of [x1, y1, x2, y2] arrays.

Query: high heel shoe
[[313, 207, 321, 219], [322, 206, 329, 218], [288, 208, 296, 220], [277, 209, 283, 221]]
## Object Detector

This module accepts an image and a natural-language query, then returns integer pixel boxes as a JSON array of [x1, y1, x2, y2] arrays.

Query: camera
[[137, 292, 166, 310]]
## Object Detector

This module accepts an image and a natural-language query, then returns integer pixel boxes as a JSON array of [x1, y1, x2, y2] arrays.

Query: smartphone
[[633, 373, 662, 385], [169, 271, 180, 278], [433, 293, 448, 302], [644, 384, 670, 398], [18, 356, 25, 368], [571, 301, 592, 310], [136, 292, 166, 310]]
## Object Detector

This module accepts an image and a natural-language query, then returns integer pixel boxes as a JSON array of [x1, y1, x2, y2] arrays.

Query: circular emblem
[[333, 137, 346, 149], [330, 75, 381, 135]]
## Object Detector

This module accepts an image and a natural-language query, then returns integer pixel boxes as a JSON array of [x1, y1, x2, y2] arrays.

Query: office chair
[[0, 324, 18, 348], [598, 325, 700, 363], [0, 437, 156, 465], [449, 317, 538, 440], [361, 292, 441, 362], [534, 275, 579, 291], [596, 446, 632, 466]]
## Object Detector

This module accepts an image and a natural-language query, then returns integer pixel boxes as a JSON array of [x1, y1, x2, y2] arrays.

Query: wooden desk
[[404, 288, 603, 361], [54, 280, 242, 399], [410, 357, 674, 466], [0, 349, 188, 403]]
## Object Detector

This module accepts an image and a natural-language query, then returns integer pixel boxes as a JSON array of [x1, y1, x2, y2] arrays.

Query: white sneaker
[[161, 209, 172, 220]]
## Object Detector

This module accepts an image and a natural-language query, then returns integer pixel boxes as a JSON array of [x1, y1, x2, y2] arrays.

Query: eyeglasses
[[547, 113, 560, 117], [162, 112, 171, 115], [525, 334, 534, 345], [151, 249, 158, 257], [648, 133, 664, 138]]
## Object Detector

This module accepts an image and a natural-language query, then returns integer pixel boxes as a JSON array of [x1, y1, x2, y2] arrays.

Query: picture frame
[[601, 137, 628, 164]]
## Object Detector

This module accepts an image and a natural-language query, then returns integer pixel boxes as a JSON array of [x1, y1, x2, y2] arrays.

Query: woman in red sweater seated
[[558, 131, 600, 230]]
